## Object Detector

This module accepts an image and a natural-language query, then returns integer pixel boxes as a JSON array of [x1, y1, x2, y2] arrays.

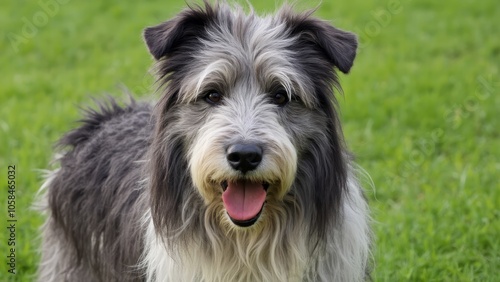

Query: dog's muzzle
[[222, 143, 267, 227]]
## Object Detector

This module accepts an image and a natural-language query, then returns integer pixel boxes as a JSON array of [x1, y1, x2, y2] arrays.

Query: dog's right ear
[[143, 2, 217, 60]]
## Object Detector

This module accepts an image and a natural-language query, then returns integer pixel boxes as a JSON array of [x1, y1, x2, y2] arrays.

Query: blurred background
[[1, 0, 498, 281]]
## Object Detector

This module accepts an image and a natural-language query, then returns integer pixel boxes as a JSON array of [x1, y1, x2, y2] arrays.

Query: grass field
[[1, 0, 499, 281]]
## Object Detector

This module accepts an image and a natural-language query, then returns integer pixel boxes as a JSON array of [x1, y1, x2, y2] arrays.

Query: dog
[[38, 1, 370, 281]]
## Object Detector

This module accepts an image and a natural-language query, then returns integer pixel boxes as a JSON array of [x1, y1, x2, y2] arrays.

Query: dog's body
[[38, 2, 370, 281]]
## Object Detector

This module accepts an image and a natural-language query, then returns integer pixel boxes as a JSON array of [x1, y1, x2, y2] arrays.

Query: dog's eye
[[204, 91, 222, 105], [272, 90, 289, 107]]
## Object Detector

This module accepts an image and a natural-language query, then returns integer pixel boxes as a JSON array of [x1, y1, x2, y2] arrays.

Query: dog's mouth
[[221, 180, 269, 227]]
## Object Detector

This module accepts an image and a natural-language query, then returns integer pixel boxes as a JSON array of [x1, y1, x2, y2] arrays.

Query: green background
[[1, 0, 499, 281]]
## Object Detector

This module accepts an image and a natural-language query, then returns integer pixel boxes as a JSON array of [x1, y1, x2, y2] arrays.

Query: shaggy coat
[[38, 2, 370, 281]]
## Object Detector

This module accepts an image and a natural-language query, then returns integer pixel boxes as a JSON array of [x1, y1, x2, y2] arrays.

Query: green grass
[[1, 0, 498, 281]]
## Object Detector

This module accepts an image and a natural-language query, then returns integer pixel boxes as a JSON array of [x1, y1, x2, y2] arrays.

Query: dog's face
[[145, 2, 356, 237]]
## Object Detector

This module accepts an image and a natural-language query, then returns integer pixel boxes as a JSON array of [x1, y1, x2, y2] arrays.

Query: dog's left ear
[[280, 9, 358, 73], [143, 3, 216, 60]]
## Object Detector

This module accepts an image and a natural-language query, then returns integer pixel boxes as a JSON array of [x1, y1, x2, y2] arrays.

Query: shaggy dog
[[38, 2, 370, 281]]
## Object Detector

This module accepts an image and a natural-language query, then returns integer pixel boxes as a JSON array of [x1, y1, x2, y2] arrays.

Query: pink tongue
[[222, 180, 266, 221]]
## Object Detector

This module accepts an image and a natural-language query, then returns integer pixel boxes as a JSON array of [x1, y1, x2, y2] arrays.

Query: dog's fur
[[38, 2, 370, 281]]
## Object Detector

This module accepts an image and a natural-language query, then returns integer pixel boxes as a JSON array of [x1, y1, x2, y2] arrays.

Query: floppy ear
[[280, 8, 358, 73], [143, 2, 217, 60]]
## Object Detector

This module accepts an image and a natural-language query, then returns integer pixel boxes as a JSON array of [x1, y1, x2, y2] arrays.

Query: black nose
[[226, 144, 263, 173]]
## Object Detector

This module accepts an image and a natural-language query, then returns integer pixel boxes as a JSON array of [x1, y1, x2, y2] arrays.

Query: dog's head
[[145, 1, 356, 241]]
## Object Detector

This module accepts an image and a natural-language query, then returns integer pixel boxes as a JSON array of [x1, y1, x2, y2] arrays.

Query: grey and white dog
[[38, 2, 370, 281]]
